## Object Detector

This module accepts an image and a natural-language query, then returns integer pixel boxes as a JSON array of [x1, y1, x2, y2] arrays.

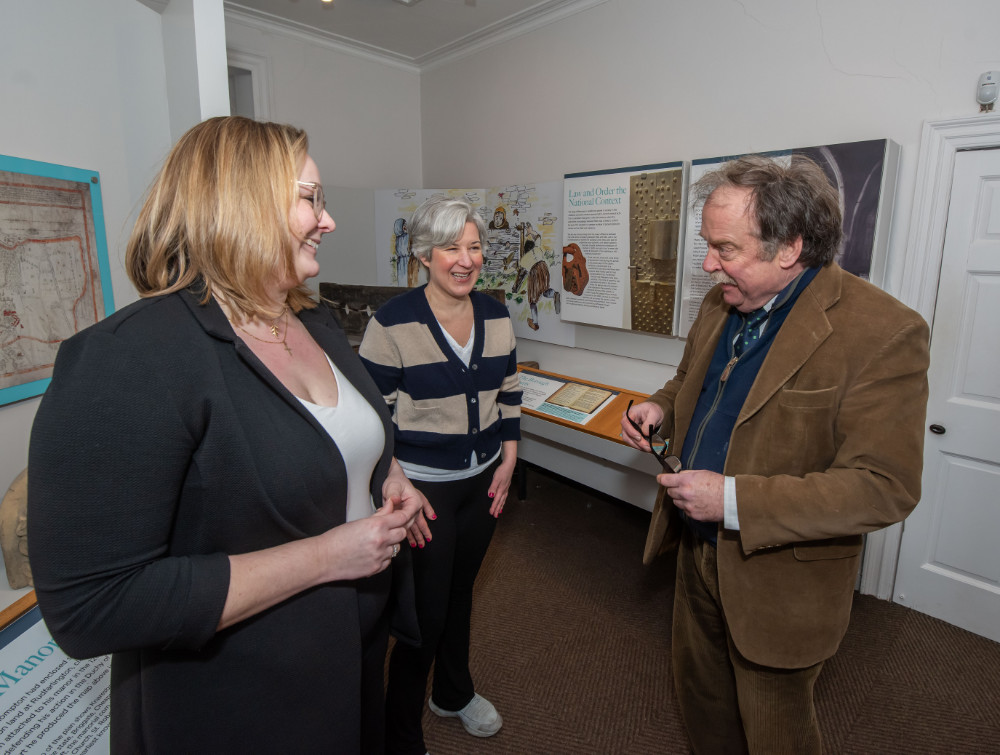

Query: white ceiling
[[223, 0, 598, 67]]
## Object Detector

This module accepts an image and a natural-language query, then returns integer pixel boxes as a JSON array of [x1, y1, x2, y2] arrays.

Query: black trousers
[[384, 462, 499, 755]]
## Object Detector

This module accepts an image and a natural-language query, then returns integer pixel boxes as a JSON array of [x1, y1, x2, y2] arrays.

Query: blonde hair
[[126, 116, 317, 319]]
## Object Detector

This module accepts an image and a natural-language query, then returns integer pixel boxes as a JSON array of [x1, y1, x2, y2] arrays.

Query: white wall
[[0, 0, 173, 604], [224, 18, 423, 285], [419, 0, 1000, 388], [161, 0, 231, 142]]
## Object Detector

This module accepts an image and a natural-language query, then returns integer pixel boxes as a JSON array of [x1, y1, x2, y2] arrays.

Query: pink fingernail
[[430, 514, 437, 520], [489, 492, 495, 498], [418, 542, 424, 548]]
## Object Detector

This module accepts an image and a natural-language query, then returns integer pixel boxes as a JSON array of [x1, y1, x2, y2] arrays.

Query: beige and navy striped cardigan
[[359, 286, 521, 471]]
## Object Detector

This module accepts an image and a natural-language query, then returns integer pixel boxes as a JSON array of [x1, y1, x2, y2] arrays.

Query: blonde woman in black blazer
[[28, 117, 426, 754]]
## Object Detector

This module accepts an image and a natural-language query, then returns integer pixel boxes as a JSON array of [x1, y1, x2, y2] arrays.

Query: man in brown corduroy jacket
[[622, 155, 930, 754]]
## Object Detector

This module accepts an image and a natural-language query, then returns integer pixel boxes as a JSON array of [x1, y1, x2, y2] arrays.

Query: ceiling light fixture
[[392, 0, 424, 6]]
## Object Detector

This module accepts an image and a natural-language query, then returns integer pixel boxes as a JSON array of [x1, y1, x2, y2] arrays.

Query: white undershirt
[[399, 319, 500, 482], [297, 357, 384, 522]]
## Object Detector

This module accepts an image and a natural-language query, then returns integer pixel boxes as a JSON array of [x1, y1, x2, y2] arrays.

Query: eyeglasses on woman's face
[[297, 181, 326, 221]]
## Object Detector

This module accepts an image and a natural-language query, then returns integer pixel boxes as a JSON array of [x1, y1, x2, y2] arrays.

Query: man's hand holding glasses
[[620, 399, 725, 522], [621, 399, 682, 474]]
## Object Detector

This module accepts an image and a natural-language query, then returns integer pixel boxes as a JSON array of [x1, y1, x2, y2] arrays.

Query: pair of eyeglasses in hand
[[625, 399, 683, 474]]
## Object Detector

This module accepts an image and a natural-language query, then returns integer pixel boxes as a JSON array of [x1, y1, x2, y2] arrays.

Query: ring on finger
[[391, 543, 400, 558]]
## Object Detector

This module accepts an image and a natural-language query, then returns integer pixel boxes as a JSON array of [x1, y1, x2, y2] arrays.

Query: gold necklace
[[231, 308, 292, 356], [266, 308, 284, 338]]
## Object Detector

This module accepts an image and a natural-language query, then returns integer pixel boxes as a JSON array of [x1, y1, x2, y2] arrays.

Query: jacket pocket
[[749, 387, 838, 476], [777, 385, 838, 409], [793, 535, 863, 561]]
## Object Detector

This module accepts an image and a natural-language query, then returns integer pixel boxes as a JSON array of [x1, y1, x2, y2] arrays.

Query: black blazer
[[28, 289, 417, 753]]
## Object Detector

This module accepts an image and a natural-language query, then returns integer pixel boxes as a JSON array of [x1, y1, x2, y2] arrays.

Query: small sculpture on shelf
[[0, 469, 32, 589]]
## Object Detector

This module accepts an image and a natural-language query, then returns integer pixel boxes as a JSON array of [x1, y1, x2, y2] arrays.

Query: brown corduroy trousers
[[672, 528, 824, 755]]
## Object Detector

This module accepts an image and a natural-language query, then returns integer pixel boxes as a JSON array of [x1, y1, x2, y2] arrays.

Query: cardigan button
[[471, 364, 478, 370], [472, 428, 478, 434], [470, 398, 477, 404]]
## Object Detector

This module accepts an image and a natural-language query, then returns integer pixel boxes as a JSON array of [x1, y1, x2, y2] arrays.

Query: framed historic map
[[0, 155, 112, 406]]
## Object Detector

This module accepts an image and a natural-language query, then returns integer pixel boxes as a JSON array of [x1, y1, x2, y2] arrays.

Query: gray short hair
[[692, 154, 843, 267], [408, 197, 488, 262]]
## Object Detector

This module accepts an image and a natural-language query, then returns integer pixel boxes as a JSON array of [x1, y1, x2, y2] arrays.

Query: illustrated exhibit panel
[[374, 184, 575, 347], [561, 162, 685, 334], [370, 138, 897, 347]]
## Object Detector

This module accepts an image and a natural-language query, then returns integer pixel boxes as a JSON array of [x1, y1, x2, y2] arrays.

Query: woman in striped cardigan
[[360, 197, 521, 755]]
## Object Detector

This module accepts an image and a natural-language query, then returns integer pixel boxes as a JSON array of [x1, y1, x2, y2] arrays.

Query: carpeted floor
[[412, 464, 1000, 755]]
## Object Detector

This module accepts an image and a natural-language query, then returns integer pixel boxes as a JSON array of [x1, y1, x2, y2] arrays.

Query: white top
[[297, 357, 384, 522]]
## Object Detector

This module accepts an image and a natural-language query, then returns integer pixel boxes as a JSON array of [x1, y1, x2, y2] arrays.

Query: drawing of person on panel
[[488, 205, 510, 230], [394, 216, 410, 285]]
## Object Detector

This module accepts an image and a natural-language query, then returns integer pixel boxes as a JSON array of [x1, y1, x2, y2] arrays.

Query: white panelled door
[[894, 148, 1000, 642]]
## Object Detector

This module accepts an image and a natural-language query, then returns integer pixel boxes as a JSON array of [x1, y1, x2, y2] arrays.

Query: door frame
[[859, 112, 1000, 600], [227, 49, 273, 121]]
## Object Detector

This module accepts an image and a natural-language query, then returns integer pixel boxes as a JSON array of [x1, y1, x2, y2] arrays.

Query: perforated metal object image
[[630, 168, 683, 335]]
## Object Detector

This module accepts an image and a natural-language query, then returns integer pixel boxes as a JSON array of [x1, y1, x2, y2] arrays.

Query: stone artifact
[[0, 469, 32, 589], [562, 243, 590, 296]]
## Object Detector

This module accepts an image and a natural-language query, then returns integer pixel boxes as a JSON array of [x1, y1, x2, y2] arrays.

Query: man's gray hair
[[692, 155, 843, 267]]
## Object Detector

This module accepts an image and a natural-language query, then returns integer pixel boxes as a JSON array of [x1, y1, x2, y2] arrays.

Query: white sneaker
[[428, 693, 502, 738]]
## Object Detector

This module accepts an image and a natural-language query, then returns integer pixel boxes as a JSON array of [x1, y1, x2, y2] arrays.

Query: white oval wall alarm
[[977, 71, 999, 112]]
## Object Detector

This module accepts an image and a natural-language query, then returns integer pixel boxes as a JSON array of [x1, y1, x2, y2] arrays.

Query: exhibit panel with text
[[368, 139, 898, 345]]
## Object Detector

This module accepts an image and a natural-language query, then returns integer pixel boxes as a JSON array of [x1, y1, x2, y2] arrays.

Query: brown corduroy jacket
[[643, 262, 930, 668]]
